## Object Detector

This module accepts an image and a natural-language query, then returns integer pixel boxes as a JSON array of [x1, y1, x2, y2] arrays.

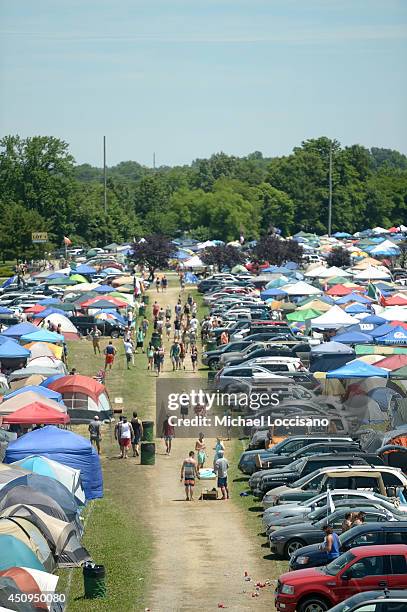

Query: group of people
[[320, 511, 367, 561], [179, 433, 230, 501]]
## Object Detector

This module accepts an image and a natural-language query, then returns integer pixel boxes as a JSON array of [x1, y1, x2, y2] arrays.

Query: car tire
[[298, 596, 330, 612], [284, 539, 306, 559], [110, 330, 119, 339], [208, 359, 219, 370]]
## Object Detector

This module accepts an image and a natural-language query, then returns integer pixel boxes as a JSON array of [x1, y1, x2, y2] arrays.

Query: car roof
[[345, 522, 407, 535], [351, 544, 407, 557]]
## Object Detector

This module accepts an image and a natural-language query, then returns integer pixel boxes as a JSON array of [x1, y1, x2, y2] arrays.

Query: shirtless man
[[180, 451, 200, 501]]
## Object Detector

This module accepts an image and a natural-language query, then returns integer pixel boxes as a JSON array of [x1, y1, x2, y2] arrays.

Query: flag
[[63, 236, 72, 246], [327, 489, 335, 514], [367, 282, 377, 300]]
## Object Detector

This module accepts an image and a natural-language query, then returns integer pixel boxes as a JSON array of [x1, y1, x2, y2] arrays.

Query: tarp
[[0, 340, 31, 359], [20, 330, 64, 344], [32, 307, 66, 319], [1, 323, 38, 339], [311, 305, 356, 329], [362, 314, 387, 325], [10, 455, 85, 505], [334, 331, 373, 344], [326, 360, 389, 379], [2, 403, 70, 425], [0, 534, 45, 571], [4, 426, 103, 500], [75, 264, 97, 275]]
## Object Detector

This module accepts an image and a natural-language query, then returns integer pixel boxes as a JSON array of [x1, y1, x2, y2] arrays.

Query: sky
[[0, 0, 406, 167]]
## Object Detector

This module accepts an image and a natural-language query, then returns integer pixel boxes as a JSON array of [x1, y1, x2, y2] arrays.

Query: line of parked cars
[[200, 273, 407, 611]]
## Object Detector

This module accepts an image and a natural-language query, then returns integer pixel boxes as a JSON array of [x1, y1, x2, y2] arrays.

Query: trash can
[[142, 420, 154, 442], [141, 442, 155, 465], [139, 305, 146, 317], [207, 370, 216, 382], [143, 295, 150, 305], [205, 340, 217, 352], [151, 332, 161, 348], [83, 563, 106, 599]]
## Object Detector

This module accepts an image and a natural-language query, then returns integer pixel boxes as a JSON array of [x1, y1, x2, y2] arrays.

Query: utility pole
[[328, 140, 333, 237], [103, 136, 107, 213], [153, 152, 156, 170]]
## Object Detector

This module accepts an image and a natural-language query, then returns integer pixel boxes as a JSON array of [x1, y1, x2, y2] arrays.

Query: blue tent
[[362, 314, 387, 325], [20, 330, 64, 343], [336, 293, 372, 305], [334, 331, 373, 345], [342, 323, 377, 334], [32, 307, 66, 319], [75, 264, 97, 275], [326, 360, 389, 379], [1, 322, 38, 339], [370, 323, 396, 338], [0, 535, 45, 571], [40, 373, 65, 388], [0, 336, 17, 346], [376, 326, 407, 345], [260, 288, 287, 299], [4, 426, 103, 500], [344, 303, 370, 315], [4, 385, 63, 403], [0, 340, 31, 359], [93, 284, 114, 293]]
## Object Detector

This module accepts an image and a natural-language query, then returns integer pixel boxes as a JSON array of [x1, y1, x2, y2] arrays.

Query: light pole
[[328, 140, 333, 236]]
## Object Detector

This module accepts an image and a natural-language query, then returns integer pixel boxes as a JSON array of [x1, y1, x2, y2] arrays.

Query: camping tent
[[0, 392, 67, 416], [326, 360, 389, 379], [0, 534, 45, 571], [47, 374, 112, 422], [0, 486, 72, 526], [5, 384, 63, 403], [41, 314, 80, 340], [2, 403, 70, 425], [4, 426, 103, 500], [0, 504, 90, 567], [10, 455, 85, 505], [310, 305, 356, 329], [0, 517, 55, 572]]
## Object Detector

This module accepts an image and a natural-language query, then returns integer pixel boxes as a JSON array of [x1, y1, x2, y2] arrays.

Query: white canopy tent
[[317, 266, 352, 278], [352, 266, 391, 281], [310, 305, 357, 329], [281, 281, 322, 296]]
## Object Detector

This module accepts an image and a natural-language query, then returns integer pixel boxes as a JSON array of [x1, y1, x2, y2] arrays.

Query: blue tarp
[[4, 385, 63, 403], [20, 330, 64, 343], [376, 326, 407, 345], [4, 426, 103, 500], [326, 360, 389, 379], [334, 331, 373, 345], [0, 340, 31, 359], [1, 322, 38, 339]]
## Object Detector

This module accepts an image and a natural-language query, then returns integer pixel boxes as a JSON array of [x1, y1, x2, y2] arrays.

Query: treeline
[[0, 135, 406, 259]]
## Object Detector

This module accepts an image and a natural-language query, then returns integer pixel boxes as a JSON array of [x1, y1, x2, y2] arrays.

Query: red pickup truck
[[275, 544, 407, 612]]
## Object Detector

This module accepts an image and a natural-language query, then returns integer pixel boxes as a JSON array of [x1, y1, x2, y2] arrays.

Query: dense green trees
[[0, 135, 406, 260]]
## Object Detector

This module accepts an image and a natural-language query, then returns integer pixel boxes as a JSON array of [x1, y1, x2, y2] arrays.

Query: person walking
[[179, 341, 186, 370], [115, 416, 134, 459], [190, 344, 198, 372], [161, 275, 168, 291], [152, 301, 160, 318], [147, 343, 154, 370], [123, 337, 134, 369], [213, 437, 225, 466], [170, 340, 181, 371], [195, 432, 206, 469], [104, 341, 117, 371], [180, 451, 200, 501], [165, 318, 172, 341], [131, 411, 143, 457], [90, 326, 102, 355], [155, 277, 161, 292], [135, 326, 145, 353], [88, 415, 102, 455], [162, 415, 175, 454], [214, 449, 229, 500], [142, 316, 149, 336]]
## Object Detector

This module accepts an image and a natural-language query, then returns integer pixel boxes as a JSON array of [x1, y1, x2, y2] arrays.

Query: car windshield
[[290, 468, 320, 488], [325, 550, 355, 575], [285, 458, 306, 472]]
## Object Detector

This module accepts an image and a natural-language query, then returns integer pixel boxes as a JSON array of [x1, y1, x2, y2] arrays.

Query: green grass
[[58, 321, 157, 611]]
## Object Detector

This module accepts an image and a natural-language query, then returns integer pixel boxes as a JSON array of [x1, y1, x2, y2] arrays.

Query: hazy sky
[[1, 0, 406, 166]]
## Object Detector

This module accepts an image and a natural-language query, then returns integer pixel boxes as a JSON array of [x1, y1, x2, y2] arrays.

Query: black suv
[[70, 315, 125, 338]]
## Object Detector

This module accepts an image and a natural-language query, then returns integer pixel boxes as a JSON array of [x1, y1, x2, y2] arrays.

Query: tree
[[326, 246, 351, 268], [130, 234, 173, 277], [252, 235, 303, 266], [0, 202, 48, 260], [255, 183, 294, 235], [201, 245, 245, 271]]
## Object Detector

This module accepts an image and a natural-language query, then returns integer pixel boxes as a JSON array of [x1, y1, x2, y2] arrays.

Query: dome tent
[[47, 374, 112, 422], [4, 426, 103, 500]]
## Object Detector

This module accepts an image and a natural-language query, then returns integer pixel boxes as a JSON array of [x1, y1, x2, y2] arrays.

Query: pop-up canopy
[[311, 305, 356, 329], [326, 360, 389, 379]]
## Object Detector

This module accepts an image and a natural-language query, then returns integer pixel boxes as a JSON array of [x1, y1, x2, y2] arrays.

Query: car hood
[[278, 566, 326, 584], [264, 504, 310, 519], [270, 515, 315, 529], [270, 522, 323, 538], [264, 485, 294, 499], [291, 542, 322, 559]]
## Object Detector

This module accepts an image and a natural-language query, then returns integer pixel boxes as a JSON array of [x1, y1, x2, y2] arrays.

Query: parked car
[[269, 507, 398, 558], [275, 544, 407, 612], [259, 441, 362, 471], [328, 589, 407, 612], [70, 315, 125, 338], [290, 521, 407, 571], [263, 465, 407, 508]]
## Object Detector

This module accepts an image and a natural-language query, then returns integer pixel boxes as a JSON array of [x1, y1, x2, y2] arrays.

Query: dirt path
[[145, 281, 274, 611]]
